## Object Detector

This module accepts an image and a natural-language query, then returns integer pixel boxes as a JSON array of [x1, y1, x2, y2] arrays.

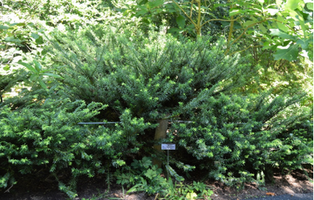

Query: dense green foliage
[[170, 93, 312, 187], [0, 96, 155, 198], [49, 28, 250, 119], [0, 99, 105, 197], [0, 0, 312, 199], [47, 28, 312, 188]]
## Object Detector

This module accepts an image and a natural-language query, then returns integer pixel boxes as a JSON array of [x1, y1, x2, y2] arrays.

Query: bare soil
[[0, 167, 312, 200]]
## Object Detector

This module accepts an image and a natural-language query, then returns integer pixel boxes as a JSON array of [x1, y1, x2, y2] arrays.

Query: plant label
[[161, 143, 176, 150]]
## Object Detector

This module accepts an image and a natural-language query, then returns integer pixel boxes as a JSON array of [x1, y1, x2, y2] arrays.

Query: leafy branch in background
[[267, 0, 313, 61], [224, 0, 313, 61], [170, 0, 312, 61], [18, 60, 62, 90]]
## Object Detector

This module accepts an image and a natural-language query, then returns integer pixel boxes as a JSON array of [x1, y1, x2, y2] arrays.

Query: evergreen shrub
[[47, 26, 312, 188], [0, 97, 153, 198], [49, 26, 251, 120], [1, 25, 311, 197], [169, 93, 312, 188]]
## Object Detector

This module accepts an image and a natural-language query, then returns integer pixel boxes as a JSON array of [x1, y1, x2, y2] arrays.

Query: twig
[[229, 45, 263, 56], [172, 0, 197, 27], [4, 184, 14, 193]]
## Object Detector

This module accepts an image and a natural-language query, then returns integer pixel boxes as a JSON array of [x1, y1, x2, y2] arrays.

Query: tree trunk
[[153, 119, 168, 168]]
